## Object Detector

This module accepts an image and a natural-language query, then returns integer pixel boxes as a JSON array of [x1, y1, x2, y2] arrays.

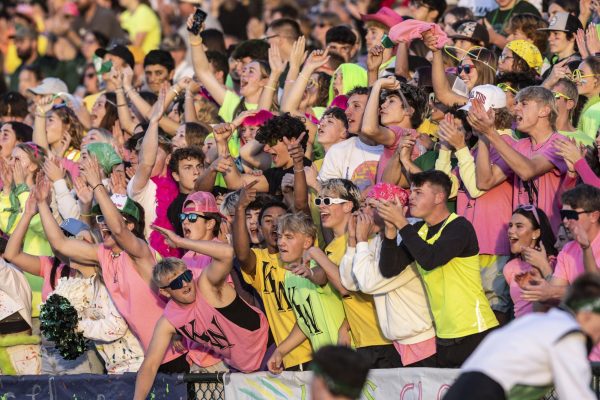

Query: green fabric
[[0, 334, 41, 375], [328, 64, 368, 105], [558, 130, 595, 146], [506, 384, 554, 400], [416, 213, 499, 338], [284, 262, 346, 351], [414, 151, 457, 213], [576, 95, 600, 142], [92, 195, 140, 222], [5, 184, 29, 233], [86, 142, 122, 174]]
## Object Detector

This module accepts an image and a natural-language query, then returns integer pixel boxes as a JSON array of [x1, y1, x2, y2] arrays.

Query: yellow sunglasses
[[497, 83, 517, 94], [553, 91, 572, 101], [571, 69, 600, 82]]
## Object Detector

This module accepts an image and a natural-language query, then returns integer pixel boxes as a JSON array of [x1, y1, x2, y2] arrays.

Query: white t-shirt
[[318, 136, 383, 192], [0, 258, 32, 327], [461, 309, 595, 400], [127, 178, 157, 240]]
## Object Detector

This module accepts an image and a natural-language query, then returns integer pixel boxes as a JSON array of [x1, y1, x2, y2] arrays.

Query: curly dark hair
[[255, 112, 309, 150], [496, 72, 541, 89], [381, 83, 430, 128], [168, 146, 205, 174]]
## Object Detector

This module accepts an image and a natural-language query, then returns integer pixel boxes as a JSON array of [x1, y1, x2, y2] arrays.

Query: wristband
[[265, 85, 277, 91], [92, 183, 103, 191], [293, 168, 305, 173], [117, 103, 128, 107]]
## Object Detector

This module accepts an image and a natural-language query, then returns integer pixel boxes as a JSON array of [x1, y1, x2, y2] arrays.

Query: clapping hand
[[80, 155, 103, 188], [554, 137, 585, 172], [438, 113, 466, 151], [376, 196, 408, 230], [467, 99, 496, 136], [304, 49, 330, 72]]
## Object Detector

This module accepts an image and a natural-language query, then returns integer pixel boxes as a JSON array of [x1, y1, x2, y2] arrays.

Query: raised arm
[[307, 246, 348, 296], [32, 95, 54, 151], [394, 42, 410, 80], [279, 36, 305, 109], [280, 49, 330, 114], [188, 18, 227, 105], [133, 317, 176, 400], [361, 76, 400, 146], [258, 46, 287, 111], [4, 194, 42, 276], [36, 175, 98, 265], [232, 181, 258, 276], [284, 132, 309, 215], [367, 45, 384, 86], [425, 35, 467, 107]]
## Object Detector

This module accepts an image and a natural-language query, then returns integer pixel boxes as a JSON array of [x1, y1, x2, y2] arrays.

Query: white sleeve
[[53, 179, 81, 220], [78, 285, 128, 342], [318, 149, 342, 182], [339, 246, 360, 291], [351, 242, 415, 294], [0, 259, 32, 326], [551, 332, 596, 400]]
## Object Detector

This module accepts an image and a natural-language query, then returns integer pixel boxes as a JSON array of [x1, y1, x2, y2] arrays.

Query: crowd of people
[[1, 0, 600, 398]]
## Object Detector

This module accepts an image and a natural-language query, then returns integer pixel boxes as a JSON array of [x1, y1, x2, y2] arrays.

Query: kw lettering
[[262, 261, 292, 312], [179, 316, 233, 350], [287, 286, 322, 335]]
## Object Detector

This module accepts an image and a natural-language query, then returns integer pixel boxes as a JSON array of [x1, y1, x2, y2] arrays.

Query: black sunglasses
[[560, 209, 590, 221], [179, 213, 212, 223], [160, 269, 193, 290], [457, 64, 475, 75]]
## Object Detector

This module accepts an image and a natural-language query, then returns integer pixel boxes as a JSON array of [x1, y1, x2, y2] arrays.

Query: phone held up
[[188, 7, 207, 36]]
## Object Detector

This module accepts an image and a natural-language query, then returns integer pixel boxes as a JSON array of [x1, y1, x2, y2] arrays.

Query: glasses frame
[[179, 213, 212, 223], [517, 204, 541, 226], [457, 64, 475, 75], [560, 209, 590, 221], [553, 91, 572, 101], [314, 197, 349, 206], [497, 83, 518, 94], [160, 269, 193, 290]]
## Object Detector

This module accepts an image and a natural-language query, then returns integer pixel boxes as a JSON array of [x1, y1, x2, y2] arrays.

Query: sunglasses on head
[[179, 213, 211, 223], [560, 209, 590, 221], [457, 64, 475, 75], [553, 91, 572, 100], [517, 204, 540, 226], [497, 82, 517, 94], [314, 197, 349, 206], [160, 269, 193, 290]]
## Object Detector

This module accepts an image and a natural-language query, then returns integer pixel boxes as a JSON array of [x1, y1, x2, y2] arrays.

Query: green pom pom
[[40, 294, 89, 360]]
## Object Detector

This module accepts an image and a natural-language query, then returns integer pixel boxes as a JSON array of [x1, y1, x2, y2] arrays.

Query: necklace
[[490, 0, 519, 33]]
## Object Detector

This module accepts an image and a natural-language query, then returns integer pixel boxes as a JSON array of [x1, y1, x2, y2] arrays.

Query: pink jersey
[[503, 258, 534, 318], [376, 126, 423, 183], [163, 278, 269, 372], [38, 256, 70, 301], [510, 134, 573, 233], [97, 245, 181, 363], [456, 136, 514, 255]]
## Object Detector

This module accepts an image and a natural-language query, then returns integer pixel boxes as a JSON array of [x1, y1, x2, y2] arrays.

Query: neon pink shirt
[[163, 278, 269, 372], [456, 136, 514, 255], [503, 258, 535, 318], [97, 245, 181, 363], [393, 336, 436, 366], [510, 133, 573, 233], [553, 233, 600, 361], [376, 126, 422, 183], [574, 158, 600, 188], [38, 256, 70, 301]]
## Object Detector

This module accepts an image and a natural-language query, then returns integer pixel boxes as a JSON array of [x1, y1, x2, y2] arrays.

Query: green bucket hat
[[85, 142, 122, 175], [92, 194, 140, 222]]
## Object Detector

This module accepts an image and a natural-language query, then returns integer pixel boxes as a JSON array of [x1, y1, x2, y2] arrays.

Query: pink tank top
[[97, 245, 181, 363], [164, 278, 269, 372]]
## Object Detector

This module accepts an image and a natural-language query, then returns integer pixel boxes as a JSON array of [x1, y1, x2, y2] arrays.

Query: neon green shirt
[[119, 4, 161, 54]]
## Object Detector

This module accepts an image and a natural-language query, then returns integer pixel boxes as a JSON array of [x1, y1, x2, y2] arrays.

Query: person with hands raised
[[470, 86, 573, 232], [555, 136, 600, 187], [338, 183, 436, 367], [232, 182, 313, 370], [257, 45, 288, 111], [378, 170, 497, 367], [267, 213, 345, 374]]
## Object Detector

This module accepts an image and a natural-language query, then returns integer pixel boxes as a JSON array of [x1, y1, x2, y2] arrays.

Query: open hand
[[151, 224, 182, 248]]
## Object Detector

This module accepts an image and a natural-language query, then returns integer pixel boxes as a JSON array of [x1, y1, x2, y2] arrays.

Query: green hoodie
[[328, 63, 368, 105]]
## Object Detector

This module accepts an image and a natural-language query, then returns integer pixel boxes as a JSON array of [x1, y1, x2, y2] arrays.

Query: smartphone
[[188, 7, 207, 36]]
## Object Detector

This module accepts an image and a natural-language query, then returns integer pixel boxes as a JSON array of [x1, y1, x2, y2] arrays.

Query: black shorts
[[356, 344, 403, 369], [158, 353, 190, 374], [436, 329, 494, 368], [444, 371, 506, 400]]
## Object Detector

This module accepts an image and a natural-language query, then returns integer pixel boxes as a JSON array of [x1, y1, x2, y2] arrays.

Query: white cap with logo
[[28, 78, 68, 95], [459, 84, 507, 112]]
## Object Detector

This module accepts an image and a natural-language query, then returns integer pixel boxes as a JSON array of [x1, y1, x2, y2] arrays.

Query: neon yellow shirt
[[120, 4, 161, 54]]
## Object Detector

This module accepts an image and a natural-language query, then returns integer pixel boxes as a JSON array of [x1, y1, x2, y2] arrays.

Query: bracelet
[[265, 85, 277, 91], [92, 183, 103, 191], [293, 168, 305, 173], [124, 87, 134, 96], [285, 79, 296, 84], [117, 103, 128, 107], [298, 72, 309, 81], [35, 113, 46, 118], [115, 87, 124, 92]]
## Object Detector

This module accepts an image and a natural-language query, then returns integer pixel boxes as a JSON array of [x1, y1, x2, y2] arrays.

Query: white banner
[[225, 368, 459, 400]]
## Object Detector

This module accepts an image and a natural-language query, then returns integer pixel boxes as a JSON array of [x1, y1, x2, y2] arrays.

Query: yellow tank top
[[416, 213, 498, 339]]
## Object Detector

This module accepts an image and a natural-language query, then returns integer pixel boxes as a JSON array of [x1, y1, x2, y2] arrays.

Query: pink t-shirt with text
[[503, 258, 535, 318]]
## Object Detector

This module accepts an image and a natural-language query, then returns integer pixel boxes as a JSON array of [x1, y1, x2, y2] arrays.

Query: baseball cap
[[182, 191, 221, 214], [538, 12, 582, 34], [92, 194, 141, 222], [60, 218, 90, 237], [450, 21, 489, 46], [95, 44, 135, 69], [85, 143, 123, 175], [9, 24, 37, 40], [361, 7, 403, 29], [506, 40, 543, 72], [161, 34, 186, 52], [459, 84, 507, 112], [28, 78, 69, 95]]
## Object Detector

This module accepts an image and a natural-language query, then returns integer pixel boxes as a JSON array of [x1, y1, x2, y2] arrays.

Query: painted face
[[458, 56, 478, 91], [173, 157, 203, 193], [317, 115, 347, 148], [172, 125, 187, 150], [263, 139, 291, 168], [277, 229, 310, 263], [507, 212, 539, 254], [158, 268, 196, 304], [0, 124, 19, 159], [344, 94, 368, 134], [240, 61, 267, 97], [91, 95, 108, 128], [261, 206, 286, 250], [246, 208, 262, 244], [144, 64, 171, 94], [365, 25, 386, 51]]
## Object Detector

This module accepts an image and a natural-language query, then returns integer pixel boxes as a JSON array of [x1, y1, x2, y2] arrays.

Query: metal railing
[[183, 372, 225, 400]]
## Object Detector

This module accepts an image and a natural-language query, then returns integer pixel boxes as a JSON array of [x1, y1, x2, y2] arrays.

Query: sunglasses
[[497, 83, 517, 94], [498, 54, 514, 63], [571, 69, 600, 83], [457, 64, 475, 75], [553, 91, 572, 101], [314, 197, 349, 206], [61, 229, 75, 238], [179, 213, 212, 223], [96, 215, 127, 224], [517, 204, 540, 226], [560, 209, 590, 221], [160, 269, 193, 290]]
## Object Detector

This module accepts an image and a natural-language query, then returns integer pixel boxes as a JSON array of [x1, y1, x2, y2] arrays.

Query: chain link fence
[[184, 372, 225, 400]]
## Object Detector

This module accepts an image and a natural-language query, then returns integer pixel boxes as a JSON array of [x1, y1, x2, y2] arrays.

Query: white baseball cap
[[28, 78, 69, 95], [459, 84, 507, 112]]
